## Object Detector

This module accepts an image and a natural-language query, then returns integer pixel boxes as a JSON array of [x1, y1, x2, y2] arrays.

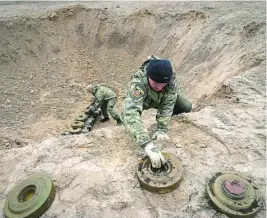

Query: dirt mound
[[0, 2, 266, 218]]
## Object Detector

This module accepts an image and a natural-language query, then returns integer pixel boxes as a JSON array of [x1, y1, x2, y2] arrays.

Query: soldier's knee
[[184, 102, 192, 113], [175, 95, 192, 113], [172, 102, 192, 115]]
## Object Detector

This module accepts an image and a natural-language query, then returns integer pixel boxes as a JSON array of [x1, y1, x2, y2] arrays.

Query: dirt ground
[[0, 1, 266, 218]]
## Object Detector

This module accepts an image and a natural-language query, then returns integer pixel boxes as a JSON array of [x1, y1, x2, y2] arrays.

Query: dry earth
[[0, 1, 266, 218]]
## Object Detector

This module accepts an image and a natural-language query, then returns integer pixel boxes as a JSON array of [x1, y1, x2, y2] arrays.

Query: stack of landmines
[[68, 106, 102, 134]]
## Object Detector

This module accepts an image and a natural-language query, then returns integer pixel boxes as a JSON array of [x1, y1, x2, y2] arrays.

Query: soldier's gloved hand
[[144, 142, 166, 168], [152, 131, 170, 141]]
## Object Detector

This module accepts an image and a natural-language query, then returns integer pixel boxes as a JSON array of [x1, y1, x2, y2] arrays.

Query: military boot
[[100, 117, 110, 123], [116, 118, 122, 126]]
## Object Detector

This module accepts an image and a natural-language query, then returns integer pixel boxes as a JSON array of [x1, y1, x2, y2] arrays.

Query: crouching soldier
[[87, 84, 122, 125], [121, 55, 192, 168]]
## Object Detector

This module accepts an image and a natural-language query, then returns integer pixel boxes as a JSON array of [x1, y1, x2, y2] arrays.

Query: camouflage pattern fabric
[[91, 85, 120, 120], [172, 95, 192, 115], [121, 55, 192, 147], [100, 97, 120, 120]]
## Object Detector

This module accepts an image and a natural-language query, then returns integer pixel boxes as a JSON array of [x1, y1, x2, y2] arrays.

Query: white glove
[[144, 142, 166, 168], [152, 131, 170, 141]]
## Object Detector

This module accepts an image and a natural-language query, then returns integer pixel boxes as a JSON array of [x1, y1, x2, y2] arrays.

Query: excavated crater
[[0, 2, 266, 218], [0, 2, 265, 138]]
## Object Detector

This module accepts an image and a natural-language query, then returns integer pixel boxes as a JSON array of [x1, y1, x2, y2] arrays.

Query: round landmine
[[75, 113, 88, 122], [4, 174, 56, 218], [69, 128, 82, 134], [85, 106, 91, 110], [136, 153, 184, 193], [83, 109, 90, 115], [207, 171, 261, 218], [71, 121, 84, 129]]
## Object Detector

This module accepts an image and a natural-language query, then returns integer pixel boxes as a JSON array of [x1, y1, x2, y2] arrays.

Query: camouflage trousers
[[100, 97, 120, 120], [172, 95, 192, 116]]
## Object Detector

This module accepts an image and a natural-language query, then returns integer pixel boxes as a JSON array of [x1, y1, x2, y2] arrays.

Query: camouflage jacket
[[91, 85, 117, 108], [121, 56, 178, 147]]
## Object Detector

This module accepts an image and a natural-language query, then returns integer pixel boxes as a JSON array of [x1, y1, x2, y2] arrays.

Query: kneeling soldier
[[121, 55, 192, 168], [87, 84, 122, 125]]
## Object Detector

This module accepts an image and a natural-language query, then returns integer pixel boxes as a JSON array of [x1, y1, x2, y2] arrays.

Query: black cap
[[147, 59, 173, 83]]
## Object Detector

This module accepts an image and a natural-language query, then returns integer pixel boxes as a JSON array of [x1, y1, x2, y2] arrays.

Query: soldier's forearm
[[156, 115, 171, 132], [156, 93, 176, 132], [135, 128, 151, 147], [123, 112, 151, 146]]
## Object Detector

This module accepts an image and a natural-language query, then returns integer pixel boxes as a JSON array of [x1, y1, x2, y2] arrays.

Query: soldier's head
[[86, 84, 95, 94], [147, 59, 173, 92]]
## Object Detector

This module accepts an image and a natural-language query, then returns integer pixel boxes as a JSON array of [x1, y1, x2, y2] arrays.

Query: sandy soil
[[0, 1, 266, 218]]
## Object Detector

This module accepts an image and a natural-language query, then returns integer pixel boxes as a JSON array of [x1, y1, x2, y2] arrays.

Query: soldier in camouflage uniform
[[121, 55, 192, 168], [87, 84, 122, 125]]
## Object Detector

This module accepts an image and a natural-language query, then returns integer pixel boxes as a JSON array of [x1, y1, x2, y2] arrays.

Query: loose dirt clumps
[[0, 2, 266, 218]]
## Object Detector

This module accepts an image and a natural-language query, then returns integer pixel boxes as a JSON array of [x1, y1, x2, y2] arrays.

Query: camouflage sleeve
[[156, 90, 177, 132], [92, 90, 102, 109], [122, 83, 151, 147]]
